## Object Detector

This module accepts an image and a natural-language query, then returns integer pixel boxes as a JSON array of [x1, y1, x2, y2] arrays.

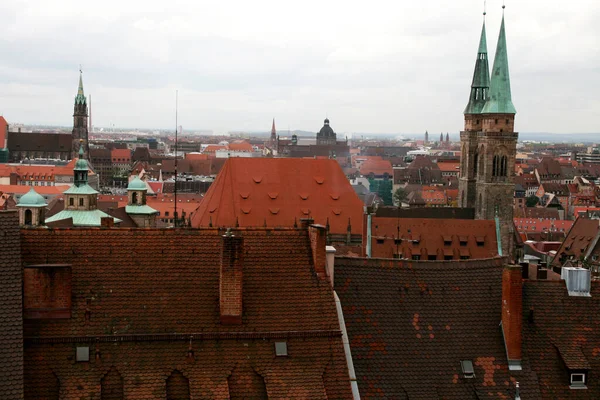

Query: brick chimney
[[309, 224, 327, 280], [220, 230, 243, 325], [501, 265, 522, 370], [23, 265, 72, 319], [100, 217, 114, 228]]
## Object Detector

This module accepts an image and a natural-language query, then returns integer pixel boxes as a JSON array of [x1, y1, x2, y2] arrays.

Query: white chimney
[[561, 267, 592, 297]]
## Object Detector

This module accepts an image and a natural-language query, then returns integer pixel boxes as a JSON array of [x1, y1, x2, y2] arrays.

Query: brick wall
[[220, 234, 244, 324]]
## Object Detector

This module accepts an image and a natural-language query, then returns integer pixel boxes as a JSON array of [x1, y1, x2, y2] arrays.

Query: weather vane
[[79, 64, 83, 74]]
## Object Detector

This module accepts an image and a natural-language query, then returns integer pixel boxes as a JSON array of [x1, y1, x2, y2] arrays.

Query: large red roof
[[359, 159, 393, 176], [20, 227, 353, 398], [191, 158, 364, 234]]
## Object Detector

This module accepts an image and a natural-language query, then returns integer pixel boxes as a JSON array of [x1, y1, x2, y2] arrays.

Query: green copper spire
[[75, 71, 86, 105], [464, 20, 490, 115], [481, 13, 517, 114]]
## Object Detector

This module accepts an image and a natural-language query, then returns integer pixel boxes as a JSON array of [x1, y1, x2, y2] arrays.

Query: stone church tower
[[72, 72, 89, 160], [459, 8, 517, 257]]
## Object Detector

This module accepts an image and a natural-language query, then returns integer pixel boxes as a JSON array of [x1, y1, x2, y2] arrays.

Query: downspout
[[334, 291, 360, 400], [495, 206, 503, 256], [366, 213, 372, 258]]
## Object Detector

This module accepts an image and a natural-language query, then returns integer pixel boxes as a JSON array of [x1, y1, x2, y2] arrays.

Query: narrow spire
[[271, 118, 276, 135], [481, 9, 517, 114], [75, 69, 87, 105], [464, 16, 490, 115]]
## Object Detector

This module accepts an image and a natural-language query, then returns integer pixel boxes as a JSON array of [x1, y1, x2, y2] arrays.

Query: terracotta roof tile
[[191, 158, 364, 234], [335, 257, 541, 399], [21, 227, 353, 399]]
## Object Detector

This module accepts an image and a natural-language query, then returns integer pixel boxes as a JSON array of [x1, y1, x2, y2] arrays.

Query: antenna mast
[[174, 90, 178, 227]]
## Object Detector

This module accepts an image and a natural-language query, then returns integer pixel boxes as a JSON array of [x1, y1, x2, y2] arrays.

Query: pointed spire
[[271, 118, 276, 135], [464, 16, 490, 115], [75, 69, 87, 105], [482, 9, 517, 114]]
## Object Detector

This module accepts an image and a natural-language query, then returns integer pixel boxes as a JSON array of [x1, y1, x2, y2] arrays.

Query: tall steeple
[[270, 118, 277, 145], [481, 9, 516, 114], [464, 17, 490, 115], [72, 69, 89, 160]]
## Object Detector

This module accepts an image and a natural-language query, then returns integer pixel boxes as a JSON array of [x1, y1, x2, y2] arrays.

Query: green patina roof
[[481, 15, 517, 114], [45, 209, 122, 227], [64, 183, 98, 195], [75, 72, 86, 105], [17, 188, 47, 207], [127, 176, 147, 191], [126, 204, 159, 215], [464, 21, 490, 115], [74, 144, 89, 171]]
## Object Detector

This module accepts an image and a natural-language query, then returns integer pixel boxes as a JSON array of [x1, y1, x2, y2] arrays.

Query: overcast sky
[[0, 0, 598, 134]]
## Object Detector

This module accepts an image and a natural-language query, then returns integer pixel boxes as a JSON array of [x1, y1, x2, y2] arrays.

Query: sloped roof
[[523, 280, 600, 398], [369, 217, 498, 259], [334, 256, 541, 399], [514, 218, 574, 234], [552, 217, 600, 266], [191, 158, 364, 234], [359, 159, 393, 176], [21, 228, 353, 399], [228, 140, 254, 152], [7, 131, 71, 153], [110, 148, 131, 160], [0, 211, 23, 398]]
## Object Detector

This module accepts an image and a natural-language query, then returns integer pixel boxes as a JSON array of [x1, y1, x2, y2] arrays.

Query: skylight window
[[275, 342, 288, 357], [76, 346, 90, 362], [461, 360, 475, 378], [570, 373, 586, 389]]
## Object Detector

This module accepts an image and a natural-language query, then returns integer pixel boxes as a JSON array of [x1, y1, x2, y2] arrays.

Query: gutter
[[366, 213, 372, 258], [495, 207, 503, 257], [334, 291, 360, 400]]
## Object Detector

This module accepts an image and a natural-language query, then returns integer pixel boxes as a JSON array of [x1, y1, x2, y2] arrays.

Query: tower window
[[506, 119, 509, 124], [79, 198, 84, 206], [495, 119, 498, 124], [476, 120, 479, 124], [69, 198, 74, 206]]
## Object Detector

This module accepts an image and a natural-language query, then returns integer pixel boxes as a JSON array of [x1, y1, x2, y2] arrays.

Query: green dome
[[74, 144, 88, 171], [18, 188, 47, 207], [128, 176, 147, 190]]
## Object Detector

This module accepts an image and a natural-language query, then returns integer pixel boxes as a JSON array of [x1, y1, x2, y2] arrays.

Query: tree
[[394, 187, 408, 205], [526, 195, 539, 208]]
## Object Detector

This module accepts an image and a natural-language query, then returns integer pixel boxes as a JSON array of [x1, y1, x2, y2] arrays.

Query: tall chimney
[[309, 224, 327, 280], [220, 229, 243, 325], [501, 265, 522, 370]]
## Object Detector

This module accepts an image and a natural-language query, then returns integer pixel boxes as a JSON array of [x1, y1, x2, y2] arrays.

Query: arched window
[[166, 370, 190, 400], [24, 209, 32, 226], [69, 198, 74, 206], [101, 367, 123, 400], [473, 153, 479, 175], [132, 192, 138, 205], [492, 155, 499, 177], [501, 156, 508, 177]]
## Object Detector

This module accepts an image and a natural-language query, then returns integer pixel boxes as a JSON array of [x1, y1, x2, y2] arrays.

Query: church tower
[[459, 14, 489, 209], [459, 6, 518, 257], [270, 118, 277, 146], [317, 118, 337, 146], [72, 71, 89, 160]]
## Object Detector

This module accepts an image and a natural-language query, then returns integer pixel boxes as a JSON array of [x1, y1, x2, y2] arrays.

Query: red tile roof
[[359, 159, 393, 176], [513, 218, 574, 234], [110, 148, 131, 162], [368, 217, 499, 260], [191, 158, 364, 235], [227, 140, 254, 152], [0, 211, 24, 397], [203, 144, 227, 153], [0, 184, 66, 195], [437, 161, 460, 173], [335, 257, 542, 399], [523, 280, 600, 398], [21, 227, 353, 399], [552, 217, 600, 267]]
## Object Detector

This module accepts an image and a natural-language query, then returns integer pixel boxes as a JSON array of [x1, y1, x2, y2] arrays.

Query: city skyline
[[0, 0, 598, 134]]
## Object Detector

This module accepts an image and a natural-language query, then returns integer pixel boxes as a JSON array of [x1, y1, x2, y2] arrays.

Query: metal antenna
[[174, 90, 178, 227]]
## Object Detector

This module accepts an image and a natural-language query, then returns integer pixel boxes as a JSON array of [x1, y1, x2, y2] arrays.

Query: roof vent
[[76, 346, 90, 362], [460, 360, 475, 378], [561, 267, 591, 297]]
